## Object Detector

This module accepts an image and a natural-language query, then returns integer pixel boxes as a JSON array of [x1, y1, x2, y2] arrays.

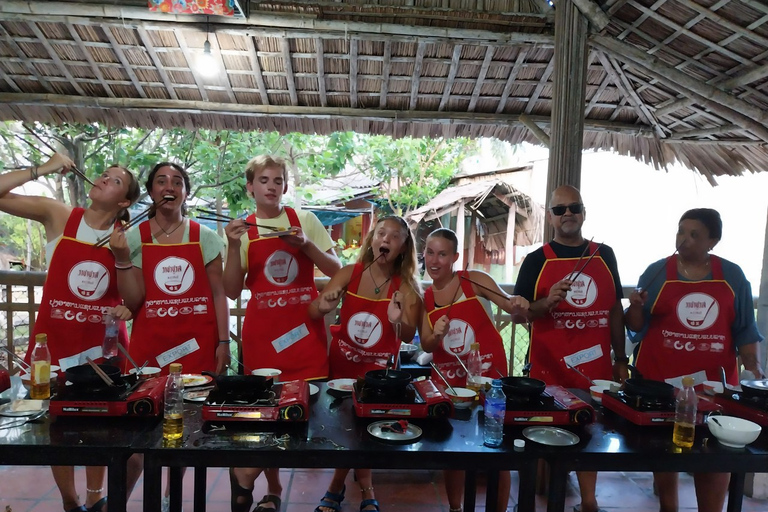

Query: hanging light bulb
[[198, 38, 218, 78]]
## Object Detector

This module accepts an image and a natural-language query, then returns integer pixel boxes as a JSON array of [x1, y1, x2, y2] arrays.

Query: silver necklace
[[370, 267, 392, 294], [157, 219, 184, 238]]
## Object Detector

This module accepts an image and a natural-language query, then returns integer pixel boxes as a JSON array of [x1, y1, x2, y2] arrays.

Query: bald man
[[514, 185, 628, 512]]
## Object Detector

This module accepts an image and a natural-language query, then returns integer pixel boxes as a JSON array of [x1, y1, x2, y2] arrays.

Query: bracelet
[[115, 263, 133, 270], [613, 355, 630, 363], [30, 166, 39, 181], [218, 339, 230, 344]]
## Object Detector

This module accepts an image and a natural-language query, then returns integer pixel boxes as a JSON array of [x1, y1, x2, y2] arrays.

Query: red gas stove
[[711, 390, 768, 426], [602, 390, 720, 425], [503, 385, 595, 425], [49, 376, 165, 417], [202, 379, 309, 422], [353, 379, 454, 418]]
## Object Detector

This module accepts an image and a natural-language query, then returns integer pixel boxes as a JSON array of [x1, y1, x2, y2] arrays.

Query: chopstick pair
[[635, 241, 685, 293], [569, 242, 604, 282], [14, 129, 95, 186], [194, 208, 281, 231], [93, 197, 173, 248], [567, 237, 594, 280]]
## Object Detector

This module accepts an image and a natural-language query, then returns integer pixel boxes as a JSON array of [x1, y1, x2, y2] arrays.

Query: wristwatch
[[613, 355, 630, 364]]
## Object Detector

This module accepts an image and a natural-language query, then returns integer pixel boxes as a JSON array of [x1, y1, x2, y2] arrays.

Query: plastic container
[[30, 333, 51, 400], [163, 363, 184, 441], [101, 313, 119, 359], [672, 376, 698, 448], [466, 342, 483, 392], [484, 378, 506, 447]]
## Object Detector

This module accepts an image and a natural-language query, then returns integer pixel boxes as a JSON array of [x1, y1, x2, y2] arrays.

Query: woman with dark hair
[[0, 152, 140, 512], [309, 215, 423, 512], [626, 207, 764, 512], [420, 227, 529, 512]]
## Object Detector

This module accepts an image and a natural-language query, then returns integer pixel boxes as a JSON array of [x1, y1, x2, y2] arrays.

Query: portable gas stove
[[711, 390, 768, 426], [503, 385, 595, 425], [49, 375, 165, 417], [602, 390, 720, 425], [353, 379, 453, 418], [202, 379, 309, 422]]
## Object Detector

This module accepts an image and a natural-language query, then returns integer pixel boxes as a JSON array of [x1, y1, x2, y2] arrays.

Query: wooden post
[[505, 203, 516, 283], [456, 200, 466, 270], [544, 0, 589, 240], [468, 211, 477, 270]]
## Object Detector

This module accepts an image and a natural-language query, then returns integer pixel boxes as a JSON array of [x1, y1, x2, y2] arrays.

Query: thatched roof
[[0, 0, 767, 182]]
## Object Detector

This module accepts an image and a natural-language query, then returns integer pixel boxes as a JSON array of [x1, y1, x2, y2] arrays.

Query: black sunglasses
[[550, 203, 584, 216]]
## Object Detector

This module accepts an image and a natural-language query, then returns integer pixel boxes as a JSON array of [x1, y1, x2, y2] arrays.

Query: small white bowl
[[702, 380, 724, 395], [589, 385, 606, 404], [252, 368, 282, 382], [707, 415, 762, 448], [446, 387, 477, 409], [20, 372, 57, 390], [592, 379, 621, 392], [129, 366, 161, 378]]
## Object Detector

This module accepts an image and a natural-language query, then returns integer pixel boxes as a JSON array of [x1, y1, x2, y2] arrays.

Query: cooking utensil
[[94, 196, 172, 248], [65, 363, 121, 386], [365, 369, 412, 391], [453, 352, 470, 376], [0, 347, 31, 372], [636, 241, 684, 293], [117, 342, 142, 374], [429, 362, 457, 395], [739, 378, 768, 398], [565, 363, 595, 386], [202, 371, 272, 393], [0, 408, 48, 430], [709, 416, 723, 428], [523, 426, 580, 446], [85, 357, 115, 386], [624, 378, 675, 400], [567, 237, 593, 280], [570, 242, 604, 282], [500, 376, 546, 399]]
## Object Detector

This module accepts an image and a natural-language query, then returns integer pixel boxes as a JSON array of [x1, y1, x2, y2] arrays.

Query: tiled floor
[[0, 466, 766, 512]]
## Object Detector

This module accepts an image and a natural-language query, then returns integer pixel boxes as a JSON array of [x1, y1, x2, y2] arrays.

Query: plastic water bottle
[[101, 313, 118, 359], [672, 375, 698, 448], [484, 378, 506, 447], [163, 363, 184, 441], [466, 342, 483, 392], [30, 333, 51, 400]]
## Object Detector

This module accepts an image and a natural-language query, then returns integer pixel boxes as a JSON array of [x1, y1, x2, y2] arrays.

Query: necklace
[[678, 256, 710, 279], [370, 267, 392, 294], [157, 218, 184, 238]]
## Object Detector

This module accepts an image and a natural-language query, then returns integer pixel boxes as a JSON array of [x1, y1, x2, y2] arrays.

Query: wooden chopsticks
[[569, 242, 604, 282], [93, 197, 172, 248], [85, 356, 115, 386], [14, 129, 95, 186], [635, 241, 685, 293], [194, 208, 282, 231], [567, 237, 593, 280]]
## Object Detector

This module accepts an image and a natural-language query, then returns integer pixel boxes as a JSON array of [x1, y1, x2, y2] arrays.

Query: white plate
[[327, 378, 356, 394], [183, 388, 211, 402], [180, 374, 213, 388], [523, 427, 580, 447], [129, 366, 161, 377], [308, 383, 319, 396], [0, 400, 48, 417], [367, 420, 423, 443]]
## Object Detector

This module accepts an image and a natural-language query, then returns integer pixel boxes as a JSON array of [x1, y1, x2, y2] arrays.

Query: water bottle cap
[[491, 379, 502, 387], [470, 343, 480, 351], [681, 376, 695, 387], [35, 333, 47, 343], [169, 363, 182, 373]]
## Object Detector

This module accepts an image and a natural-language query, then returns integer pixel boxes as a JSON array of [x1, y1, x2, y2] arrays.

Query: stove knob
[[572, 408, 593, 425], [280, 404, 304, 421], [429, 402, 451, 418], [131, 398, 154, 416]]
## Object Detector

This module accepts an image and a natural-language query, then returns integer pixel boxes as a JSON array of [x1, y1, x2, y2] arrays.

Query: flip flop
[[254, 494, 281, 512], [87, 497, 107, 512], [360, 498, 380, 512]]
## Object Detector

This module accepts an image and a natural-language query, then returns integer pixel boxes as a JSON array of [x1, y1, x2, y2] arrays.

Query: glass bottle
[[101, 313, 118, 360], [466, 342, 483, 392], [672, 375, 698, 448], [163, 363, 184, 441], [484, 378, 506, 447], [30, 333, 51, 400]]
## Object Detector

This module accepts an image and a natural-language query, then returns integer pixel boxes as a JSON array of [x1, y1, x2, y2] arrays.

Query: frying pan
[[65, 363, 122, 386], [624, 365, 674, 400], [365, 369, 412, 391], [740, 379, 768, 398], [202, 371, 272, 393], [500, 376, 546, 399]]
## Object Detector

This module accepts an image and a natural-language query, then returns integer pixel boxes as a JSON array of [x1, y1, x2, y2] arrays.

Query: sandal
[[360, 499, 380, 512], [229, 468, 254, 512], [314, 485, 346, 512], [67, 507, 87, 512], [254, 494, 281, 512], [87, 497, 108, 512]]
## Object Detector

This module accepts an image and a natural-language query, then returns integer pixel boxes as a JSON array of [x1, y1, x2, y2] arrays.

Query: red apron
[[328, 263, 402, 379], [636, 256, 738, 385], [28, 208, 128, 370], [242, 207, 328, 381], [424, 271, 508, 387], [530, 242, 615, 389], [129, 220, 218, 375]]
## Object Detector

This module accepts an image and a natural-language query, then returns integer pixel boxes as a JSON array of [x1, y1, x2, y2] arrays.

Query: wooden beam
[[439, 45, 462, 112], [0, 23, 52, 92], [519, 113, 550, 146], [210, 32, 237, 103], [315, 37, 327, 108], [505, 201, 516, 283], [103, 26, 147, 99], [379, 40, 391, 109], [0, 92, 656, 135], [496, 47, 529, 114], [65, 22, 114, 97], [172, 28, 208, 102], [571, 0, 610, 30], [135, 26, 177, 100], [410, 42, 427, 110], [0, 65, 21, 93], [281, 39, 298, 107], [349, 38, 358, 108], [669, 125, 743, 139], [468, 45, 495, 112], [661, 139, 766, 146], [524, 58, 553, 115], [27, 21, 86, 96], [246, 36, 269, 105]]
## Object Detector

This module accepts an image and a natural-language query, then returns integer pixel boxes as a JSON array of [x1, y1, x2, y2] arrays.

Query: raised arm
[[308, 264, 355, 320], [466, 270, 529, 322], [223, 219, 249, 300], [206, 254, 232, 374]]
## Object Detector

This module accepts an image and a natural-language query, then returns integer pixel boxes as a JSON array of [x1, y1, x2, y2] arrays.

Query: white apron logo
[[676, 292, 718, 331], [154, 256, 194, 296], [564, 272, 597, 308], [67, 261, 109, 301], [441, 319, 476, 356], [265, 250, 298, 286], [347, 312, 383, 348]]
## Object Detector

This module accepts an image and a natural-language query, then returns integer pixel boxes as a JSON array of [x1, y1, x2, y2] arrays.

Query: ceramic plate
[[327, 378, 356, 394], [367, 420, 423, 443], [129, 366, 161, 377], [309, 383, 319, 396], [181, 374, 213, 388], [0, 400, 48, 417], [183, 388, 211, 402], [523, 427, 580, 447]]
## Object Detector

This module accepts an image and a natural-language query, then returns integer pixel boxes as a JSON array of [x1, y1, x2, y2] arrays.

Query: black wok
[[202, 371, 272, 393], [500, 376, 546, 399], [65, 363, 122, 386], [740, 379, 768, 398], [365, 369, 412, 390], [625, 364, 675, 400]]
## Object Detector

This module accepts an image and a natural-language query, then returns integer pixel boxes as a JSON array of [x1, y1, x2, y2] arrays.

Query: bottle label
[[33, 361, 50, 384]]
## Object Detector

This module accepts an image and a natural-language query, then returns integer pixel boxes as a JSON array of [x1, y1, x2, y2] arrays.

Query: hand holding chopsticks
[[194, 208, 280, 231], [13, 132, 95, 186], [94, 196, 173, 248]]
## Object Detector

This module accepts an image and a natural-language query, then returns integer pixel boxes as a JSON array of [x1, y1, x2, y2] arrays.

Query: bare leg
[[125, 454, 144, 500], [51, 466, 81, 511], [497, 471, 511, 512], [84, 466, 107, 509], [575, 471, 599, 512], [356, 469, 378, 511], [316, 469, 350, 512], [259, 468, 283, 509], [653, 472, 679, 512], [164, 467, 188, 497], [694, 473, 730, 512], [444, 470, 464, 511], [231, 467, 262, 512]]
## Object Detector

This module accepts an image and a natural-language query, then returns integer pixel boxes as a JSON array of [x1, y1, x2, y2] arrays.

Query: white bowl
[[702, 380, 724, 395], [592, 379, 621, 392], [707, 415, 762, 448], [399, 344, 419, 362], [251, 368, 282, 382], [129, 366, 161, 378], [589, 385, 605, 404], [446, 387, 477, 409]]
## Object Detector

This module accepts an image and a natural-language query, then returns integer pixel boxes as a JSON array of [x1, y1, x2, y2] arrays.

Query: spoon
[[709, 416, 723, 427], [117, 342, 144, 375], [429, 362, 457, 395], [565, 363, 595, 386], [0, 409, 47, 430], [453, 352, 470, 375]]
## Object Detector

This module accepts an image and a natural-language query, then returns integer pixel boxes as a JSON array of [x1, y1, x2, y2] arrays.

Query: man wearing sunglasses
[[514, 185, 628, 512]]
